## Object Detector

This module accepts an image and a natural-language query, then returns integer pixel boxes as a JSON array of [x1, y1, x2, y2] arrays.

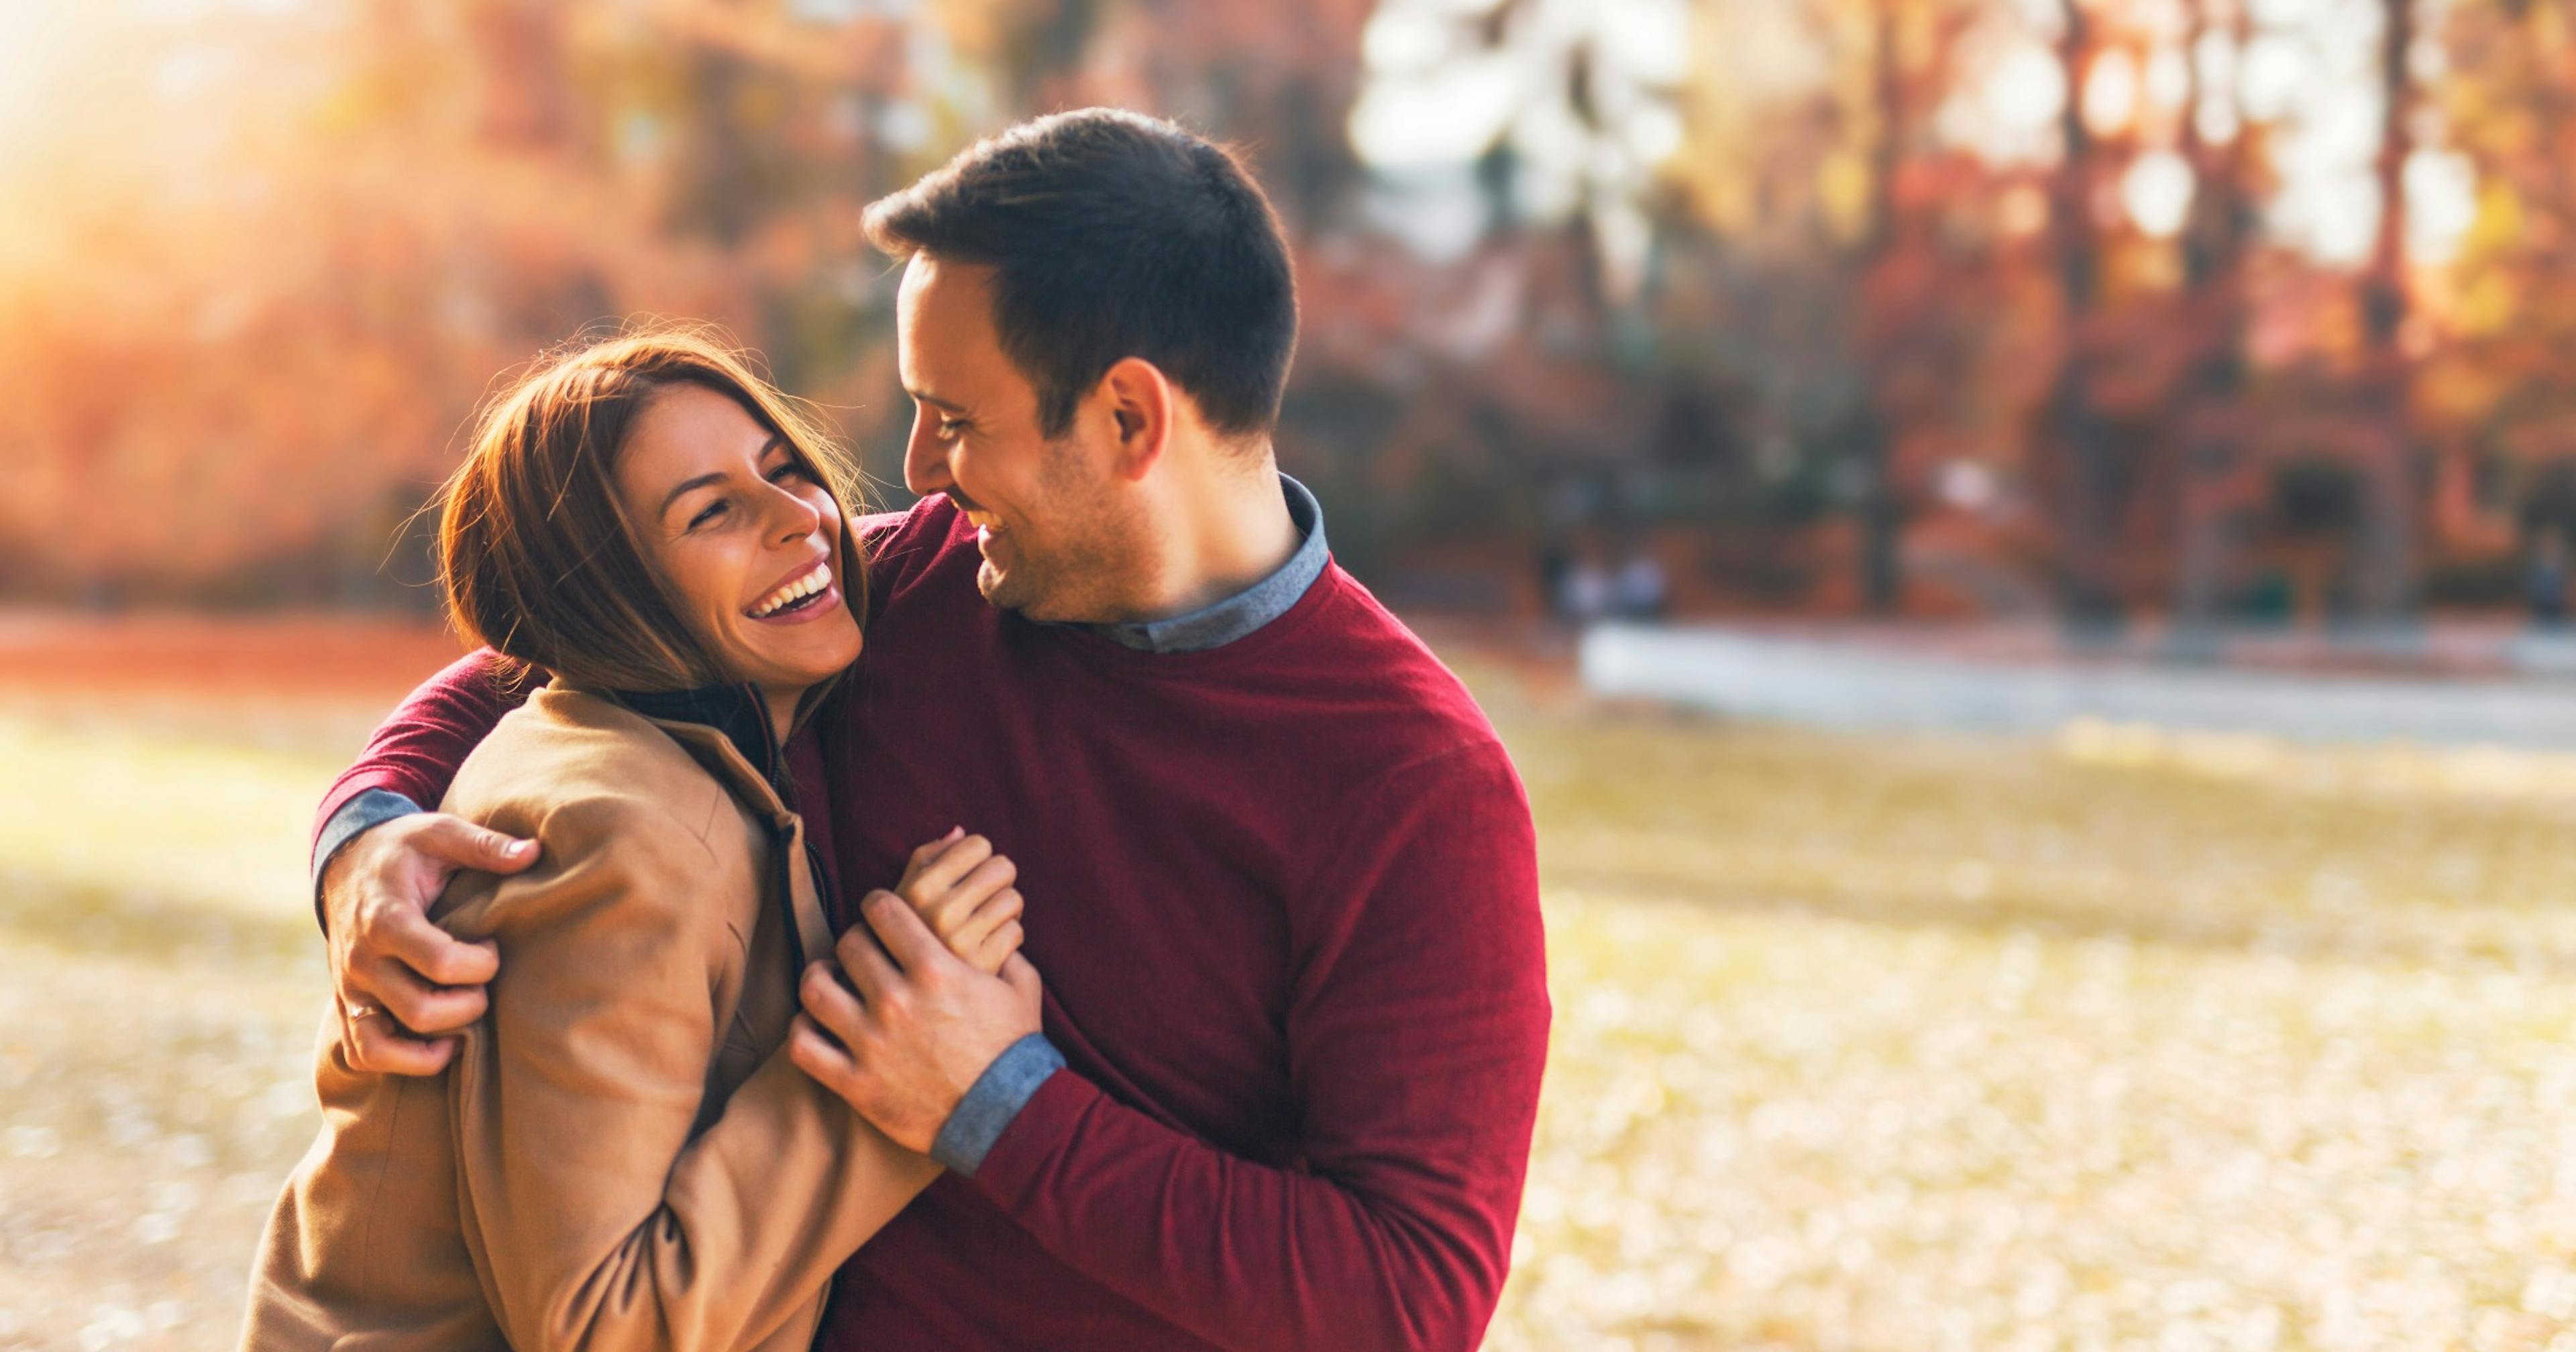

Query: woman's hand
[[890, 828, 1024, 976]]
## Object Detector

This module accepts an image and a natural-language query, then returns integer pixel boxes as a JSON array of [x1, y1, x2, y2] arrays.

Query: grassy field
[[1, 623, 2571, 1350]]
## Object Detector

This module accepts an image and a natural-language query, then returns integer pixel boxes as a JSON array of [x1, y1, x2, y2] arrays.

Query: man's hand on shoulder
[[790, 889, 1043, 1154], [323, 812, 534, 1075]]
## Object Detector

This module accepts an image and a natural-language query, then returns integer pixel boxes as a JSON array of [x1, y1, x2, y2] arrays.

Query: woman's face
[[614, 383, 861, 697]]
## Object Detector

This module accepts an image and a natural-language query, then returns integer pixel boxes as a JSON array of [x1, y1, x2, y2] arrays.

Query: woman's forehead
[[631, 386, 769, 459], [616, 386, 777, 504]]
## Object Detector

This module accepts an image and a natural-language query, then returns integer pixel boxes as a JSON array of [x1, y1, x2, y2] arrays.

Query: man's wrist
[[311, 789, 423, 915], [927, 1032, 1064, 1177]]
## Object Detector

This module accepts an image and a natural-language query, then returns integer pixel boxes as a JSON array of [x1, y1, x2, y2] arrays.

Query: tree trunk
[[2171, 0, 2255, 640], [1856, 0, 1908, 614], [2355, 0, 2418, 621], [2045, 0, 2120, 629]]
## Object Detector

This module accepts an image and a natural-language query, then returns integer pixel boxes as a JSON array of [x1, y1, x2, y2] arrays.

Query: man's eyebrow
[[910, 390, 966, 414]]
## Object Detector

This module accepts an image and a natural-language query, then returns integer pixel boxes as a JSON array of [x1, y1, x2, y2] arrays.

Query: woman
[[240, 329, 1028, 1349]]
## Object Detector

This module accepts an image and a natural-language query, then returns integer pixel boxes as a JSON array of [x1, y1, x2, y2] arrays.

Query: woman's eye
[[768, 461, 810, 484], [687, 500, 729, 530]]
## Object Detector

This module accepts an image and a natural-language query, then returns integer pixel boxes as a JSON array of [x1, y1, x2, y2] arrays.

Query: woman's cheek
[[666, 546, 733, 646]]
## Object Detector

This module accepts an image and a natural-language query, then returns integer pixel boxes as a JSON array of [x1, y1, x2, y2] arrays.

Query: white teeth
[[964, 509, 999, 530], [748, 562, 831, 617]]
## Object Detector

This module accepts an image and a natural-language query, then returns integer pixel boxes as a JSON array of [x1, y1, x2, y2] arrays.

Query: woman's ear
[[1098, 357, 1174, 482]]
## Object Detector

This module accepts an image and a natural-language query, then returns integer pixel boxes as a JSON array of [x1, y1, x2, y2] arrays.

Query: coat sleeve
[[962, 741, 1552, 1352], [442, 794, 940, 1352]]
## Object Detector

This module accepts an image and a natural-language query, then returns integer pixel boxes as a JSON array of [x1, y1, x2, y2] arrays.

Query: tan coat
[[241, 686, 936, 1351]]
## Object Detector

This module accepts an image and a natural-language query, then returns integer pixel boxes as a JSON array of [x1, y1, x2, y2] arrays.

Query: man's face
[[895, 254, 1144, 622]]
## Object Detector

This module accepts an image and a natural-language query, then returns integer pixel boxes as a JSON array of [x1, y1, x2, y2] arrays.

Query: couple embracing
[[240, 109, 1549, 1351]]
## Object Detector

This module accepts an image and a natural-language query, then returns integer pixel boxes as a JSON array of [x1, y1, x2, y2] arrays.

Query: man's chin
[[975, 560, 1036, 614], [981, 562, 1096, 623]]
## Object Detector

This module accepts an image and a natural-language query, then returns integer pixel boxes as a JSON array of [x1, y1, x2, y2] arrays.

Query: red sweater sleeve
[[965, 742, 1551, 1352], [311, 648, 521, 844]]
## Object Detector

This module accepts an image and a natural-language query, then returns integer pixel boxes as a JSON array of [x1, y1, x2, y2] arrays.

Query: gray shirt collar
[[1086, 473, 1329, 654]]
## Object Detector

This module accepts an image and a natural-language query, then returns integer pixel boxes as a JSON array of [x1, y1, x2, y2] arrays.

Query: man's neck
[[1120, 459, 1298, 623]]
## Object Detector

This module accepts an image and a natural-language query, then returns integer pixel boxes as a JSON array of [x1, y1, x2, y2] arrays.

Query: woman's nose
[[767, 482, 824, 543]]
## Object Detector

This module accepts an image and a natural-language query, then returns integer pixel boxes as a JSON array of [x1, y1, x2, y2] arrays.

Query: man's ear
[[1097, 357, 1174, 482]]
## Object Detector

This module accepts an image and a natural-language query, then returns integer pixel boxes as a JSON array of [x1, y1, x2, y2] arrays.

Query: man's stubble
[[976, 435, 1157, 626]]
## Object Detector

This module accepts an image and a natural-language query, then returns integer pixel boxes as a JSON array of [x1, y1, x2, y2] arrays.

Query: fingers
[[836, 895, 906, 997], [325, 809, 507, 987], [411, 813, 539, 875], [896, 828, 967, 893], [354, 956, 490, 1035], [946, 856, 1018, 913], [799, 958, 868, 1041], [345, 902, 493, 1036], [901, 834, 996, 907], [952, 885, 1023, 948], [916, 858, 1018, 948], [343, 1015, 459, 1076], [906, 826, 965, 871], [863, 886, 955, 973], [1000, 952, 1044, 1019], [787, 1013, 860, 1095], [972, 918, 1025, 976], [339, 901, 490, 1036], [945, 889, 1024, 975], [366, 905, 500, 989]]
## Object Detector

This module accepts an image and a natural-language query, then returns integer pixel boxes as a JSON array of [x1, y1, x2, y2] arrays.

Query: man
[[313, 109, 1548, 1351]]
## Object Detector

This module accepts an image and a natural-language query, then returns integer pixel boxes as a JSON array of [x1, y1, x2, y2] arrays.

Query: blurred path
[[1584, 623, 2576, 746]]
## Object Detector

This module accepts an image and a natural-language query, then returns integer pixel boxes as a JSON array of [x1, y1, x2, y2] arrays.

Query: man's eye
[[936, 418, 968, 441]]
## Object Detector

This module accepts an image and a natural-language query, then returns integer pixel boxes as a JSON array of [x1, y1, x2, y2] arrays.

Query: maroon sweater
[[315, 497, 1550, 1351]]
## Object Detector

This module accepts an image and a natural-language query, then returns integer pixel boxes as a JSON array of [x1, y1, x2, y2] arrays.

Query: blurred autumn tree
[[0, 0, 2563, 622]]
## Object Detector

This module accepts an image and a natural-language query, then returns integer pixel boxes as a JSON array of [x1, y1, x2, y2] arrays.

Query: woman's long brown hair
[[435, 325, 867, 693]]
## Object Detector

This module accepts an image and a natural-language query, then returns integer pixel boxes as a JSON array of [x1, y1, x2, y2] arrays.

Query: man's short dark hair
[[862, 108, 1298, 441]]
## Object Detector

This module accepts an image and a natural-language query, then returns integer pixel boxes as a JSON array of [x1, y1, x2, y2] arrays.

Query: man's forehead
[[896, 256, 1006, 390], [897, 253, 993, 319]]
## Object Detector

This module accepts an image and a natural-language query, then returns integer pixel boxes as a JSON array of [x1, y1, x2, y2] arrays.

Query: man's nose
[[904, 420, 952, 497]]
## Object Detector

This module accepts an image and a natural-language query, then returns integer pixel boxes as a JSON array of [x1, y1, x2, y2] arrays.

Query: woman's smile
[[747, 559, 839, 620]]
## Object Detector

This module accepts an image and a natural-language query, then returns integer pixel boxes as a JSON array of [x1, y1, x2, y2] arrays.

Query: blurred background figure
[[5, 1, 2576, 1349], [1613, 549, 1670, 620], [2528, 530, 2569, 629], [1556, 541, 1616, 623]]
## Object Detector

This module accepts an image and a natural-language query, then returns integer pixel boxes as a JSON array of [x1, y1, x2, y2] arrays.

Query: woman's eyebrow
[[659, 437, 789, 516], [657, 472, 727, 516]]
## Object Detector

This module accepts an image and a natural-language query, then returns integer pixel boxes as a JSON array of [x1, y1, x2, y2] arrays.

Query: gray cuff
[[311, 789, 423, 895], [928, 1032, 1064, 1178]]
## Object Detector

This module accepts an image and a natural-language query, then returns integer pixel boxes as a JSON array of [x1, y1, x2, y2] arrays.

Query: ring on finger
[[345, 1003, 384, 1021]]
